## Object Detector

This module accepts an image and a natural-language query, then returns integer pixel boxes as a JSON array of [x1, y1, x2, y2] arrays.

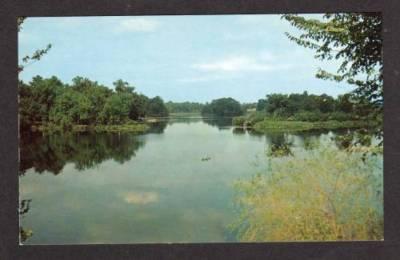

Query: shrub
[[248, 112, 266, 125], [231, 146, 383, 241], [232, 116, 247, 126], [293, 111, 324, 122], [328, 111, 352, 121]]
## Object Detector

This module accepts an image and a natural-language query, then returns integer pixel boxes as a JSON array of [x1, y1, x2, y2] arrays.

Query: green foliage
[[256, 99, 267, 111], [263, 92, 350, 118], [113, 79, 135, 94], [201, 97, 243, 117], [232, 116, 247, 126], [165, 101, 204, 113], [231, 146, 383, 241], [147, 96, 169, 117], [19, 76, 63, 130], [232, 112, 266, 128], [99, 93, 133, 124], [283, 13, 383, 140], [50, 88, 92, 126], [253, 119, 371, 132], [19, 76, 169, 131], [241, 102, 257, 112], [238, 91, 370, 128], [18, 17, 52, 73]]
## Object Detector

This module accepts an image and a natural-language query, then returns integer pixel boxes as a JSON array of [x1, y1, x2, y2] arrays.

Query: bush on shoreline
[[231, 146, 383, 241]]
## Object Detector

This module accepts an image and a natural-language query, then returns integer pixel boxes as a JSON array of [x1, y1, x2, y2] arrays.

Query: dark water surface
[[19, 117, 357, 244]]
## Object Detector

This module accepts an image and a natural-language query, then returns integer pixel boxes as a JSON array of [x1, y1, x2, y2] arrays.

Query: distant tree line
[[19, 76, 169, 131], [201, 97, 243, 117], [165, 101, 204, 113], [255, 91, 370, 121]]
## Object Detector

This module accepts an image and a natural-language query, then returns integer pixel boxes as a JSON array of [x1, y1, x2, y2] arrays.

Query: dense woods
[[165, 101, 204, 113], [19, 76, 169, 131], [201, 97, 243, 117], [254, 92, 370, 121]]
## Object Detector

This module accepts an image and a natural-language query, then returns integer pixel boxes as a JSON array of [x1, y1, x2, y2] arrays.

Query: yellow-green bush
[[231, 146, 383, 241]]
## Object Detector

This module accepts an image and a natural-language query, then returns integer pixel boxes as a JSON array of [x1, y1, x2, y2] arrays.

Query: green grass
[[253, 119, 371, 132]]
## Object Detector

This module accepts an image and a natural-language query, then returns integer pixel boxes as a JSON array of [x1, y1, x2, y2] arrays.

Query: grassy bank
[[252, 119, 371, 132], [31, 122, 149, 133]]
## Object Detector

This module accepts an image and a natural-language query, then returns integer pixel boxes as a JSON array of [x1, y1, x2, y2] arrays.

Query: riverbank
[[235, 118, 373, 132], [30, 122, 150, 133]]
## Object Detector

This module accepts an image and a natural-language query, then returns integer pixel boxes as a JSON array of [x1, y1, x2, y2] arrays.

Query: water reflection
[[122, 191, 159, 205], [147, 120, 168, 133], [19, 131, 146, 175], [232, 128, 246, 135], [167, 116, 203, 125], [202, 117, 233, 129], [19, 199, 33, 242], [264, 132, 294, 157], [19, 117, 370, 244]]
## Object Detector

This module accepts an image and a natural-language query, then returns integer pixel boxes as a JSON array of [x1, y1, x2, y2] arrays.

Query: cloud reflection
[[123, 191, 159, 205]]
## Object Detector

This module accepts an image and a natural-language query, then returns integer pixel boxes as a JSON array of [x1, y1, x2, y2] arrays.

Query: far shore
[[25, 113, 374, 134]]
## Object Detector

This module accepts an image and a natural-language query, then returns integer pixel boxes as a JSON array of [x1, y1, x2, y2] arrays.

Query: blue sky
[[18, 15, 353, 103]]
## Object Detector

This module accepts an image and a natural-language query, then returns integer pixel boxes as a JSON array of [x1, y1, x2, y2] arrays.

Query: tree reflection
[[265, 132, 294, 157], [202, 117, 233, 129], [19, 131, 146, 175], [297, 131, 324, 150], [19, 199, 33, 243], [147, 120, 168, 133], [232, 128, 246, 135], [167, 117, 203, 125]]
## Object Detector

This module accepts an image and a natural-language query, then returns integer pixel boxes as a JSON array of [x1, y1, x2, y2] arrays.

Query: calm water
[[19, 117, 358, 244]]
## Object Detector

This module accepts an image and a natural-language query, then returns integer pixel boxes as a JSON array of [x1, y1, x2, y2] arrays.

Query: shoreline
[[250, 119, 374, 132], [30, 123, 150, 133], [25, 115, 376, 134]]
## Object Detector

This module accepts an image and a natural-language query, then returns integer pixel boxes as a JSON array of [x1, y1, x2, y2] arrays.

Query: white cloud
[[193, 55, 291, 73], [117, 17, 159, 32]]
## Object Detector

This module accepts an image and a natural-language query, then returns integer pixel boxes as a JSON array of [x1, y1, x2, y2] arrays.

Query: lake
[[19, 116, 370, 244]]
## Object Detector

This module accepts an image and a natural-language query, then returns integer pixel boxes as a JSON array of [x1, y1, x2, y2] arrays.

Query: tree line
[[194, 92, 371, 123], [255, 91, 371, 121], [165, 101, 204, 113], [201, 97, 243, 117], [19, 76, 169, 131]]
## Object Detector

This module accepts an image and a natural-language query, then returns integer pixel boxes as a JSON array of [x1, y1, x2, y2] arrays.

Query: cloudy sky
[[18, 15, 353, 103]]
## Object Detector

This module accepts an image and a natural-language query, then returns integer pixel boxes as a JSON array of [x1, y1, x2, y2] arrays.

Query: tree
[[256, 99, 267, 112], [201, 97, 243, 117], [19, 76, 63, 128], [113, 79, 135, 94], [265, 94, 289, 116], [165, 101, 204, 113], [147, 96, 169, 117], [283, 13, 382, 138], [18, 17, 52, 73], [50, 88, 92, 126], [336, 94, 354, 113], [130, 94, 149, 120], [99, 93, 134, 124]]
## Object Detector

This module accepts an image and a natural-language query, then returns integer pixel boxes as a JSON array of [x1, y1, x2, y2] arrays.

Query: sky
[[18, 15, 353, 103]]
